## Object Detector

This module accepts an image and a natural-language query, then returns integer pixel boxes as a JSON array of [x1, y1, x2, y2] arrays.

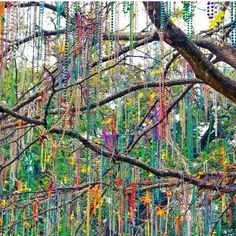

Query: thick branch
[[17, 2, 66, 17], [144, 2, 236, 104], [195, 40, 236, 69], [3, 30, 65, 57], [53, 128, 236, 193], [0, 103, 235, 193]]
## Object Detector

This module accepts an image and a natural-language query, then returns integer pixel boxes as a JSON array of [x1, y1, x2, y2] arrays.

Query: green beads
[[183, 2, 194, 40]]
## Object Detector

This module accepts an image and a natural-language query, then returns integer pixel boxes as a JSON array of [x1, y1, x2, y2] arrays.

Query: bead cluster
[[183, 2, 194, 40], [160, 1, 165, 31], [123, 1, 129, 14], [207, 1, 215, 19]]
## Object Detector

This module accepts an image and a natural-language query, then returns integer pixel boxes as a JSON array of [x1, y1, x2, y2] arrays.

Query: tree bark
[[143, 2, 236, 104]]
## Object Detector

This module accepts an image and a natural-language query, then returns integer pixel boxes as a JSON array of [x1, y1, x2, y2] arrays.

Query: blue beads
[[231, 2, 236, 47]]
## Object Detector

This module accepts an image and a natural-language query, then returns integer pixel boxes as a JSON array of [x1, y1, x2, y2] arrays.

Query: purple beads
[[207, 2, 215, 19]]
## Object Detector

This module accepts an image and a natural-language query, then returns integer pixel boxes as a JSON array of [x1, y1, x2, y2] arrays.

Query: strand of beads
[[166, 1, 171, 19], [39, 2, 44, 62], [0, 1, 4, 53], [85, 5, 94, 235], [217, 3, 225, 44], [183, 2, 194, 40], [69, 2, 76, 92], [188, 2, 194, 40], [31, 4, 37, 80], [5, 2, 10, 49], [129, 2, 135, 74], [56, 2, 61, 36], [231, 2, 236, 48], [94, 2, 99, 47], [183, 2, 189, 21], [9, 3, 14, 62], [129, 2, 134, 49], [123, 1, 129, 15], [114, 2, 119, 81], [64, 2, 70, 100], [27, 4, 31, 37], [35, 3, 40, 73], [98, 2, 103, 81], [160, 1, 165, 30], [213, 89, 218, 137], [207, 2, 215, 20], [10, 3, 17, 108], [0, 1, 4, 97], [159, 3, 166, 141], [110, 2, 114, 51]]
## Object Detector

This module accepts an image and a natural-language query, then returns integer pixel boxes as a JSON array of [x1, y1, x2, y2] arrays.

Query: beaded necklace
[[123, 1, 129, 15], [231, 2, 236, 47], [32, 4, 37, 80], [0, 1, 4, 97], [35, 5, 40, 73], [110, 2, 114, 51], [160, 1, 165, 31], [56, 2, 61, 36], [183, 2, 194, 40], [98, 2, 103, 81], [64, 1, 70, 100], [207, 1, 215, 20], [39, 2, 44, 61], [114, 2, 119, 84], [129, 2, 134, 49]]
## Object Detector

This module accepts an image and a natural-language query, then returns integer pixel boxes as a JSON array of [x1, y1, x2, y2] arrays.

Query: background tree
[[0, 1, 235, 235]]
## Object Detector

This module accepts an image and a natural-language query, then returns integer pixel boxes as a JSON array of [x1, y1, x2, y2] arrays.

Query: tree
[[0, 1, 235, 235]]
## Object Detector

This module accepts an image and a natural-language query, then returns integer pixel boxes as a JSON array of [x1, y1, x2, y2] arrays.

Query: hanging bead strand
[[64, 2, 70, 100], [231, 2, 236, 47]]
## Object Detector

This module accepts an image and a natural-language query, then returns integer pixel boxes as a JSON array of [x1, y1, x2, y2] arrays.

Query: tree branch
[[144, 2, 236, 104], [80, 79, 201, 111], [195, 40, 236, 69], [0, 103, 235, 193], [126, 85, 193, 152]]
